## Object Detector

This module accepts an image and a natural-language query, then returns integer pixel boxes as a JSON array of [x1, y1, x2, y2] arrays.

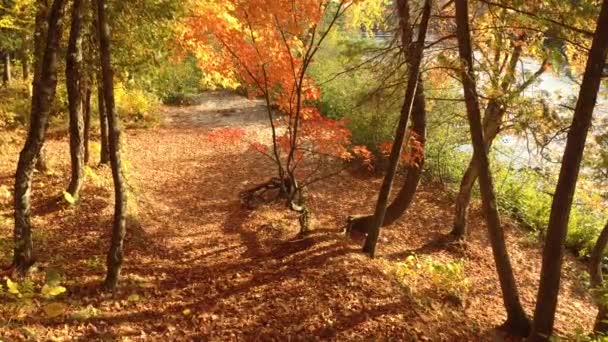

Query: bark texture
[[95, 0, 128, 290], [362, 0, 432, 257], [455, 0, 530, 335], [589, 221, 608, 334], [2, 52, 11, 85], [66, 0, 86, 201], [529, 1, 608, 339], [13, 0, 67, 274]]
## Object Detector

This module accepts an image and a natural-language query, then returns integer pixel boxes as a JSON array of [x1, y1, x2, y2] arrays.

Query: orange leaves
[[181, 0, 364, 181], [378, 130, 425, 168], [207, 127, 246, 145]]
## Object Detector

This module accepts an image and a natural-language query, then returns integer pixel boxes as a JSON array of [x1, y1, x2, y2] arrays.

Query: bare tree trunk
[[362, 0, 432, 257], [97, 75, 110, 164], [451, 37, 525, 239], [2, 52, 11, 86], [95, 0, 127, 291], [66, 0, 86, 201], [451, 102, 505, 238], [455, 0, 530, 336], [589, 221, 608, 334], [13, 0, 67, 275], [83, 81, 92, 164], [20, 45, 29, 80], [35, 147, 49, 173], [347, 81, 426, 233], [33, 0, 49, 173], [529, 2, 608, 340]]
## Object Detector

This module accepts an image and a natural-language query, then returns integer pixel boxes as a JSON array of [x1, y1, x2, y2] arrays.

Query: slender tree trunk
[[83, 81, 92, 164], [451, 102, 505, 238], [347, 82, 426, 233], [33, 0, 49, 172], [20, 47, 29, 80], [13, 0, 67, 275], [2, 52, 11, 86], [97, 75, 110, 164], [589, 221, 608, 334], [362, 0, 432, 257], [35, 147, 49, 173], [455, 0, 530, 336], [95, 0, 127, 290], [66, 0, 86, 201], [451, 37, 525, 239], [529, 1, 608, 340]]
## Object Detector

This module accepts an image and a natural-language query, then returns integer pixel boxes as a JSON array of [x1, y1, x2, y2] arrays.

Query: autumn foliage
[[181, 0, 371, 180]]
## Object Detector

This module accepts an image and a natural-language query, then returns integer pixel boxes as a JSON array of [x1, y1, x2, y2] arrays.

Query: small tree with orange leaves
[[181, 0, 371, 234]]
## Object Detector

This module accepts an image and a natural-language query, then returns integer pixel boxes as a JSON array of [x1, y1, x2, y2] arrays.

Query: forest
[[0, 0, 607, 340]]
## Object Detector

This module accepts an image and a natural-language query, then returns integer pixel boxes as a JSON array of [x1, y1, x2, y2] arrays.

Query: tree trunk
[[590, 221, 608, 334], [455, 0, 530, 336], [13, 0, 67, 275], [451, 36, 526, 239], [2, 52, 11, 86], [347, 81, 426, 234], [20, 47, 29, 80], [32, 0, 49, 172], [95, 0, 127, 291], [35, 147, 49, 173], [529, 1, 608, 340], [362, 0, 432, 257], [97, 74, 110, 164], [84, 81, 92, 164], [66, 0, 86, 201], [451, 102, 505, 238], [347, 0, 428, 236]]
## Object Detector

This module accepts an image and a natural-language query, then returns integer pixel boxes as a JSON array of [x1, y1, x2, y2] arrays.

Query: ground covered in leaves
[[0, 91, 597, 341]]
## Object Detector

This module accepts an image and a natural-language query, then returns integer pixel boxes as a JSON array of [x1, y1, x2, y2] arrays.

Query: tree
[[95, 0, 127, 290], [2, 51, 10, 85], [454, 0, 531, 335], [450, 32, 549, 238], [12, 0, 66, 275], [589, 220, 608, 334], [529, 0, 608, 339], [346, 0, 427, 235], [66, 0, 86, 201], [183, 0, 371, 234], [360, 0, 431, 257]]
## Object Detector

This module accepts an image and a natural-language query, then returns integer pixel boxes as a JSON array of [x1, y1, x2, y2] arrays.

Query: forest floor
[[0, 91, 597, 341]]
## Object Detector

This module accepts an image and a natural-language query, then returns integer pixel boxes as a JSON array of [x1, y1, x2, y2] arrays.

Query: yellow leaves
[[41, 284, 67, 298], [63, 191, 76, 205], [6, 278, 20, 295], [344, 0, 392, 33]]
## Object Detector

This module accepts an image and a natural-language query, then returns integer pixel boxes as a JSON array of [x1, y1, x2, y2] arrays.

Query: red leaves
[[207, 127, 246, 145]]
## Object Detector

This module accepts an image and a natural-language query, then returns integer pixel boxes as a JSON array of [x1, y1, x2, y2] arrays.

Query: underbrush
[[114, 84, 161, 128], [0, 81, 31, 128], [389, 255, 470, 307]]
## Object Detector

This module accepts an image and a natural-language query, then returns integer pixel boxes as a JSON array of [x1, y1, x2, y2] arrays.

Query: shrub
[[0, 81, 31, 128], [114, 84, 161, 128]]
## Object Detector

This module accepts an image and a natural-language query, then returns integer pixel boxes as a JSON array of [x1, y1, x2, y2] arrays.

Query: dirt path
[[0, 91, 596, 341]]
